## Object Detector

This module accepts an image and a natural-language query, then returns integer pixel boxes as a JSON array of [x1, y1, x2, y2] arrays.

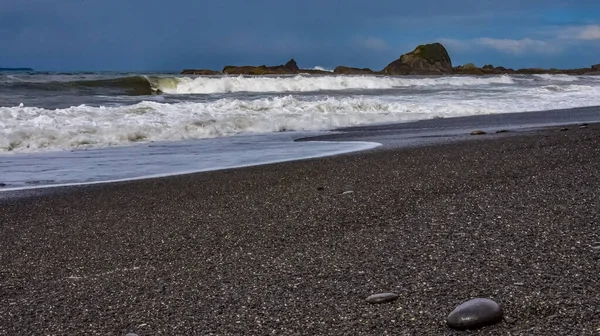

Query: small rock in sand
[[560, 128, 569, 131], [447, 298, 503, 330], [341, 190, 354, 195], [495, 130, 509, 134], [470, 130, 486, 135], [366, 292, 399, 304]]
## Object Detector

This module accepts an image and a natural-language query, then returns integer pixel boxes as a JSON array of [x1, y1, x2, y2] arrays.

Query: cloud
[[439, 37, 560, 55], [558, 25, 600, 40], [353, 36, 390, 51], [476, 38, 557, 54]]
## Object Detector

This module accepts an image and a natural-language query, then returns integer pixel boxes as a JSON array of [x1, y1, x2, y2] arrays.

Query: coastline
[[1, 122, 599, 335], [3, 105, 599, 194]]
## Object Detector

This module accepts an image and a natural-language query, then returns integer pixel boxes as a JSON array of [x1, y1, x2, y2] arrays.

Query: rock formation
[[454, 63, 484, 75], [383, 43, 452, 75], [180, 43, 600, 76], [222, 59, 300, 75], [180, 69, 222, 75], [333, 66, 375, 75]]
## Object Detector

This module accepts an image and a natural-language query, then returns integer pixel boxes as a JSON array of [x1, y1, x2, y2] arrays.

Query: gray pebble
[[125, 333, 138, 336], [366, 292, 398, 304], [447, 298, 503, 330], [470, 130, 486, 135]]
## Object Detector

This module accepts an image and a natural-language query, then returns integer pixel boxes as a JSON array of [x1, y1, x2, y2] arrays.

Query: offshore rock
[[333, 66, 375, 75], [447, 298, 503, 330], [180, 69, 221, 75], [223, 59, 300, 75], [455, 63, 484, 75], [383, 43, 452, 75]]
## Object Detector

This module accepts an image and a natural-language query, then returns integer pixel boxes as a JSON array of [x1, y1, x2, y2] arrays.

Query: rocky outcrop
[[223, 59, 300, 75], [180, 69, 221, 75], [181, 44, 599, 76], [454, 64, 517, 75], [383, 43, 452, 75], [454, 63, 484, 75], [333, 66, 375, 75]]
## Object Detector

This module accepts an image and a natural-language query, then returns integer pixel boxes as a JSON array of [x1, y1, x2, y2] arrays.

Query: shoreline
[[2, 105, 599, 195], [1, 122, 599, 334]]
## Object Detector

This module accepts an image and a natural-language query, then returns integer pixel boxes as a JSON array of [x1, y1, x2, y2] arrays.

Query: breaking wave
[[0, 76, 157, 95], [154, 75, 516, 94], [2, 83, 599, 153], [0, 74, 518, 96]]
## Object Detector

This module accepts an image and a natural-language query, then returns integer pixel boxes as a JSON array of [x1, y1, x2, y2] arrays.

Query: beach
[[1, 123, 599, 335]]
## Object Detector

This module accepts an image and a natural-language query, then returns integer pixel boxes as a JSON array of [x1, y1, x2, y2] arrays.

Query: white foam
[[151, 75, 516, 94], [2, 80, 599, 153], [309, 66, 333, 72], [533, 74, 580, 82]]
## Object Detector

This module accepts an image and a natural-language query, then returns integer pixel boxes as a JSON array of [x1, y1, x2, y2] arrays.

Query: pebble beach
[[1, 123, 599, 335]]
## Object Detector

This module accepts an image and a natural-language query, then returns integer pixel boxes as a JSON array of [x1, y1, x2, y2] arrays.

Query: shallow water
[[1, 71, 600, 190], [0, 132, 378, 191]]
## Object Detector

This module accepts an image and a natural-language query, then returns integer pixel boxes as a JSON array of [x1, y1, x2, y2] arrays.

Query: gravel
[[1, 125, 599, 335]]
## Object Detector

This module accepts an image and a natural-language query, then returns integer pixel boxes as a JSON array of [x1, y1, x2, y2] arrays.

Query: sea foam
[[2, 80, 599, 153], [150, 75, 516, 94]]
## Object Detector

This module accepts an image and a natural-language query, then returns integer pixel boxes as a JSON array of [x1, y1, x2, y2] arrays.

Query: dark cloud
[[0, 0, 597, 70]]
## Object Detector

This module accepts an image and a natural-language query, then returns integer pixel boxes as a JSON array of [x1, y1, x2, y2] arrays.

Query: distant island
[[0, 67, 34, 71], [181, 42, 600, 76]]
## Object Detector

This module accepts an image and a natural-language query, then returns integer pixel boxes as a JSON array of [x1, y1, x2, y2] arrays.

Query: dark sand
[[1, 124, 600, 335]]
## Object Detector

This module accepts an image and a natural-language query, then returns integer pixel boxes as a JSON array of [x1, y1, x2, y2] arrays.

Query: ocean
[[1, 71, 600, 190]]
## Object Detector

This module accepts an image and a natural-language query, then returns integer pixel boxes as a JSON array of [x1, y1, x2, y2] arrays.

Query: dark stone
[[447, 298, 503, 330], [560, 128, 569, 131], [333, 66, 375, 75], [495, 130, 509, 134], [383, 43, 452, 75], [366, 292, 399, 304], [455, 63, 484, 75], [181, 69, 221, 75], [223, 58, 300, 75], [0, 183, 6, 187], [470, 130, 486, 135]]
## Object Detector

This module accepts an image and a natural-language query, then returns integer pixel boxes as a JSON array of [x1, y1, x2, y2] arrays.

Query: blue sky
[[1, 0, 599, 71]]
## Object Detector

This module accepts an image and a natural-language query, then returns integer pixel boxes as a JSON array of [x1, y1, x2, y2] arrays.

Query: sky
[[1, 0, 599, 71]]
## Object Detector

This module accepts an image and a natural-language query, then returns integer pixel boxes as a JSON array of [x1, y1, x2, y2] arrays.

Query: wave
[[538, 84, 595, 92], [310, 66, 334, 72], [155, 75, 516, 94], [2, 83, 599, 153], [0, 74, 517, 96], [0, 76, 157, 95], [533, 74, 580, 82]]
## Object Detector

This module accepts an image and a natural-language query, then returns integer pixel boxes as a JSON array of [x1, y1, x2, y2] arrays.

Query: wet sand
[[1, 124, 600, 335]]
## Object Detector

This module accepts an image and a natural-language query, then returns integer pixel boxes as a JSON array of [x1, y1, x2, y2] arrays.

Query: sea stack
[[383, 42, 452, 75]]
